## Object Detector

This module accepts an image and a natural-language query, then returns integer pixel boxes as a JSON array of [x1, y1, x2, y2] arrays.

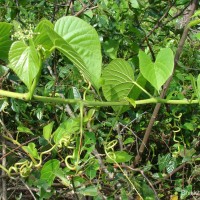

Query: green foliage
[[139, 48, 174, 91], [40, 159, 61, 186], [0, 1, 200, 199], [102, 59, 135, 101], [8, 41, 41, 89], [106, 151, 133, 163], [54, 16, 102, 90], [0, 22, 13, 61]]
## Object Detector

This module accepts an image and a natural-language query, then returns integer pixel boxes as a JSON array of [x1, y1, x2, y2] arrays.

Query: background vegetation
[[0, 0, 200, 199]]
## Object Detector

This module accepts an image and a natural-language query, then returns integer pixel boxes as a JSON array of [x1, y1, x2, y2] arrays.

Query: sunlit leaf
[[139, 48, 174, 91], [158, 153, 171, 172], [8, 41, 40, 89], [106, 151, 132, 163], [102, 59, 135, 101], [43, 121, 54, 141], [130, 0, 139, 8], [166, 159, 176, 174], [17, 125, 34, 135], [53, 118, 79, 144], [22, 142, 40, 160], [77, 186, 98, 196], [0, 22, 13, 61], [33, 19, 54, 58], [54, 16, 102, 90], [0, 65, 9, 77]]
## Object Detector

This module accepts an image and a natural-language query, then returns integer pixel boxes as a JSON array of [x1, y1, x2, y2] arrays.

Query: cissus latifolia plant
[[0, 16, 200, 198]]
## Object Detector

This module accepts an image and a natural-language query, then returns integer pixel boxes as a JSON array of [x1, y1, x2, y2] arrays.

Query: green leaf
[[22, 142, 40, 160], [166, 159, 176, 174], [8, 41, 40, 89], [140, 181, 156, 200], [102, 59, 135, 101], [120, 188, 128, 200], [193, 10, 200, 17], [195, 32, 200, 40], [139, 48, 174, 91], [123, 137, 135, 145], [188, 19, 200, 28], [129, 73, 147, 99], [46, 27, 99, 90], [130, 0, 139, 8], [158, 153, 171, 172], [33, 19, 54, 58], [124, 97, 136, 108], [197, 74, 200, 103], [183, 122, 194, 131], [17, 125, 34, 135], [53, 118, 79, 144], [54, 16, 102, 90], [77, 186, 98, 196], [0, 22, 13, 61], [43, 121, 54, 141], [54, 168, 70, 186], [0, 65, 9, 77], [0, 100, 9, 112], [106, 151, 132, 163], [40, 159, 60, 186], [103, 39, 119, 59], [85, 159, 99, 179]]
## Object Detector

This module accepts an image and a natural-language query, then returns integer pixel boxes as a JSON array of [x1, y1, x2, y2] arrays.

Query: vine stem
[[0, 89, 199, 106]]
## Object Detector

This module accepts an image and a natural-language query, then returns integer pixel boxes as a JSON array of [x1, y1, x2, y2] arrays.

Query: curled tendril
[[0, 134, 80, 178], [105, 139, 118, 151]]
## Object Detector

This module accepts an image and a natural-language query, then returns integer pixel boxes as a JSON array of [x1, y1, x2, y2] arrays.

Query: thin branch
[[153, 162, 186, 185], [0, 136, 39, 161], [116, 165, 159, 200], [1, 135, 7, 200], [144, 2, 174, 40], [20, 178, 37, 200]]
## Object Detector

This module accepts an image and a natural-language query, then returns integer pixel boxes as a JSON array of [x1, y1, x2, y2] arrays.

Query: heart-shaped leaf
[[8, 41, 40, 89], [102, 58, 135, 102], [139, 48, 174, 91], [0, 22, 13, 61], [46, 26, 99, 90], [54, 16, 102, 90]]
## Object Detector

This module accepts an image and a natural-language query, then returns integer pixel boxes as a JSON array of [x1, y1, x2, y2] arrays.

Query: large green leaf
[[0, 22, 13, 61], [102, 59, 135, 102], [54, 16, 102, 90], [8, 41, 40, 89], [46, 27, 97, 89], [139, 48, 174, 91]]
